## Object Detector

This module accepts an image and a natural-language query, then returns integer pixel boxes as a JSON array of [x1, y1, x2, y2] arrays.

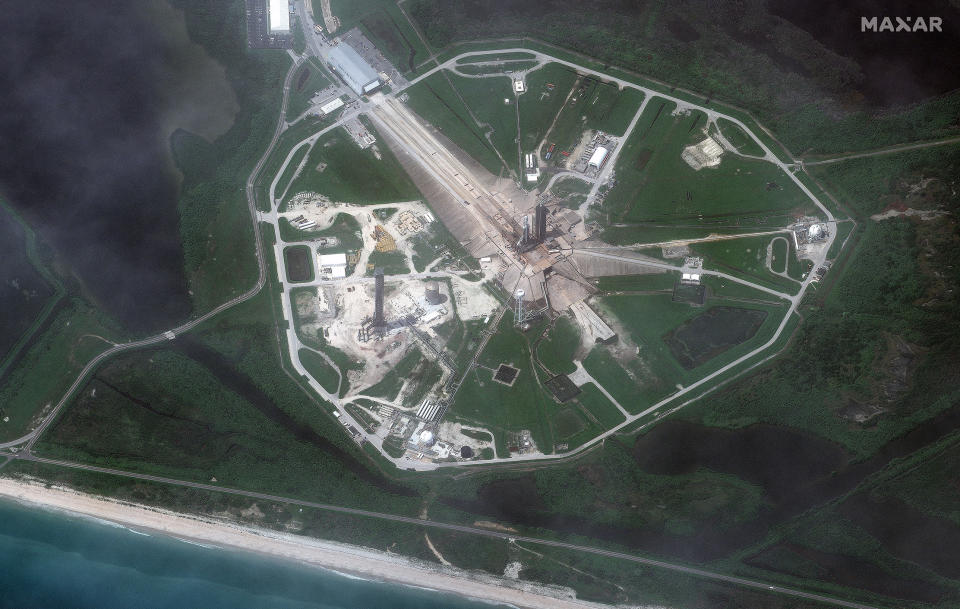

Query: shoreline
[[0, 477, 614, 609]]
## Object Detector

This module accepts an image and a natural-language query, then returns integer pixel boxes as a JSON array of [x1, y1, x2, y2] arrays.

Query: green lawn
[[367, 250, 409, 275], [692, 234, 800, 293], [446, 72, 519, 172], [451, 313, 556, 453], [284, 126, 421, 204], [575, 383, 626, 428], [536, 316, 580, 375], [584, 294, 787, 411], [770, 237, 788, 273], [601, 98, 814, 226], [404, 71, 503, 174], [299, 348, 340, 394], [715, 117, 765, 156], [518, 63, 578, 153], [592, 87, 645, 136]]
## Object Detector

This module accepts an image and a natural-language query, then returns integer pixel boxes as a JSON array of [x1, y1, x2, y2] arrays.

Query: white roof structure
[[327, 44, 380, 95], [514, 79, 525, 93], [317, 252, 347, 266], [319, 97, 344, 115], [268, 0, 290, 32], [588, 146, 609, 168]]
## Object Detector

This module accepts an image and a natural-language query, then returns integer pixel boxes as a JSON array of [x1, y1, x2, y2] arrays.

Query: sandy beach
[[0, 477, 616, 609]]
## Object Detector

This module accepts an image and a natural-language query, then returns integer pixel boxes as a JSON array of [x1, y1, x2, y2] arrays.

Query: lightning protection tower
[[513, 289, 525, 327]]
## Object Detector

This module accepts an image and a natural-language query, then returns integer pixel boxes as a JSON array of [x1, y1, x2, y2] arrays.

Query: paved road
[[0, 452, 882, 609]]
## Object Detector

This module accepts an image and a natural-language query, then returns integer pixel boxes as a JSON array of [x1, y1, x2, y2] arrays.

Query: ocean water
[[0, 500, 511, 609]]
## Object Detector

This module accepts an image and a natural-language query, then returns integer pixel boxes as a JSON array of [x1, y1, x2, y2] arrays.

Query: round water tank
[[419, 430, 435, 446]]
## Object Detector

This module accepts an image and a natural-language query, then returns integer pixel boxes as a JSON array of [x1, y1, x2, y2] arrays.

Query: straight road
[[2, 452, 884, 609]]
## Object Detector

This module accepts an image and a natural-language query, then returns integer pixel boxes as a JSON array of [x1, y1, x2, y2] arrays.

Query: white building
[[317, 252, 347, 279], [514, 79, 525, 93], [268, 0, 290, 32], [319, 97, 345, 115], [328, 44, 380, 96], [588, 146, 609, 169]]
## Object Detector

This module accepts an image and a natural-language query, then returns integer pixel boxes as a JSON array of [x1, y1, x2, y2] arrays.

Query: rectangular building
[[268, 0, 290, 32], [327, 44, 380, 96], [319, 97, 345, 115], [317, 252, 347, 279]]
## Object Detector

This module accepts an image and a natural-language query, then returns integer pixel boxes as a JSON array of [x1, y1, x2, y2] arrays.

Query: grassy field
[[535, 315, 580, 375], [404, 71, 504, 174], [575, 382, 626, 428], [591, 87, 645, 136], [715, 118, 765, 156], [366, 250, 409, 275], [585, 294, 786, 411], [451, 313, 556, 454], [600, 98, 814, 228], [770, 237, 788, 273], [594, 272, 676, 292], [287, 58, 332, 118], [445, 72, 519, 172], [518, 63, 578, 152], [692, 234, 800, 294], [456, 52, 536, 63], [456, 60, 538, 75], [284, 126, 421, 205], [298, 348, 340, 394]]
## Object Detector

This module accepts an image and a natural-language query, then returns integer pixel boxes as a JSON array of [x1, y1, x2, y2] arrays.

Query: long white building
[[269, 0, 290, 32]]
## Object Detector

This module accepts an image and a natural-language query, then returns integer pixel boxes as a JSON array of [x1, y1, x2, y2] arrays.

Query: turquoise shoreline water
[[0, 499, 511, 609]]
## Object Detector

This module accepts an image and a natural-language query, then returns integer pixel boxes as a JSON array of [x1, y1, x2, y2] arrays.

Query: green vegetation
[[575, 383, 626, 428], [548, 175, 591, 208], [460, 428, 492, 442], [445, 72, 518, 172], [585, 295, 785, 411], [169, 0, 289, 313], [592, 87, 645, 136], [770, 237, 788, 273], [692, 234, 799, 293], [404, 71, 503, 174], [807, 145, 960, 219], [33, 346, 415, 511], [715, 118, 765, 156], [367, 250, 409, 275], [284, 126, 421, 204], [299, 348, 340, 394], [594, 272, 676, 292], [601, 98, 813, 230], [0, 299, 119, 442], [407, 1, 960, 156], [518, 63, 578, 152], [456, 60, 538, 75], [456, 52, 535, 63], [451, 313, 555, 453], [536, 315, 580, 375], [287, 59, 332, 118]]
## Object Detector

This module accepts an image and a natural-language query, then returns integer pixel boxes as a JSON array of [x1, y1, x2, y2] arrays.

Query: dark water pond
[[0, 1, 236, 333]]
